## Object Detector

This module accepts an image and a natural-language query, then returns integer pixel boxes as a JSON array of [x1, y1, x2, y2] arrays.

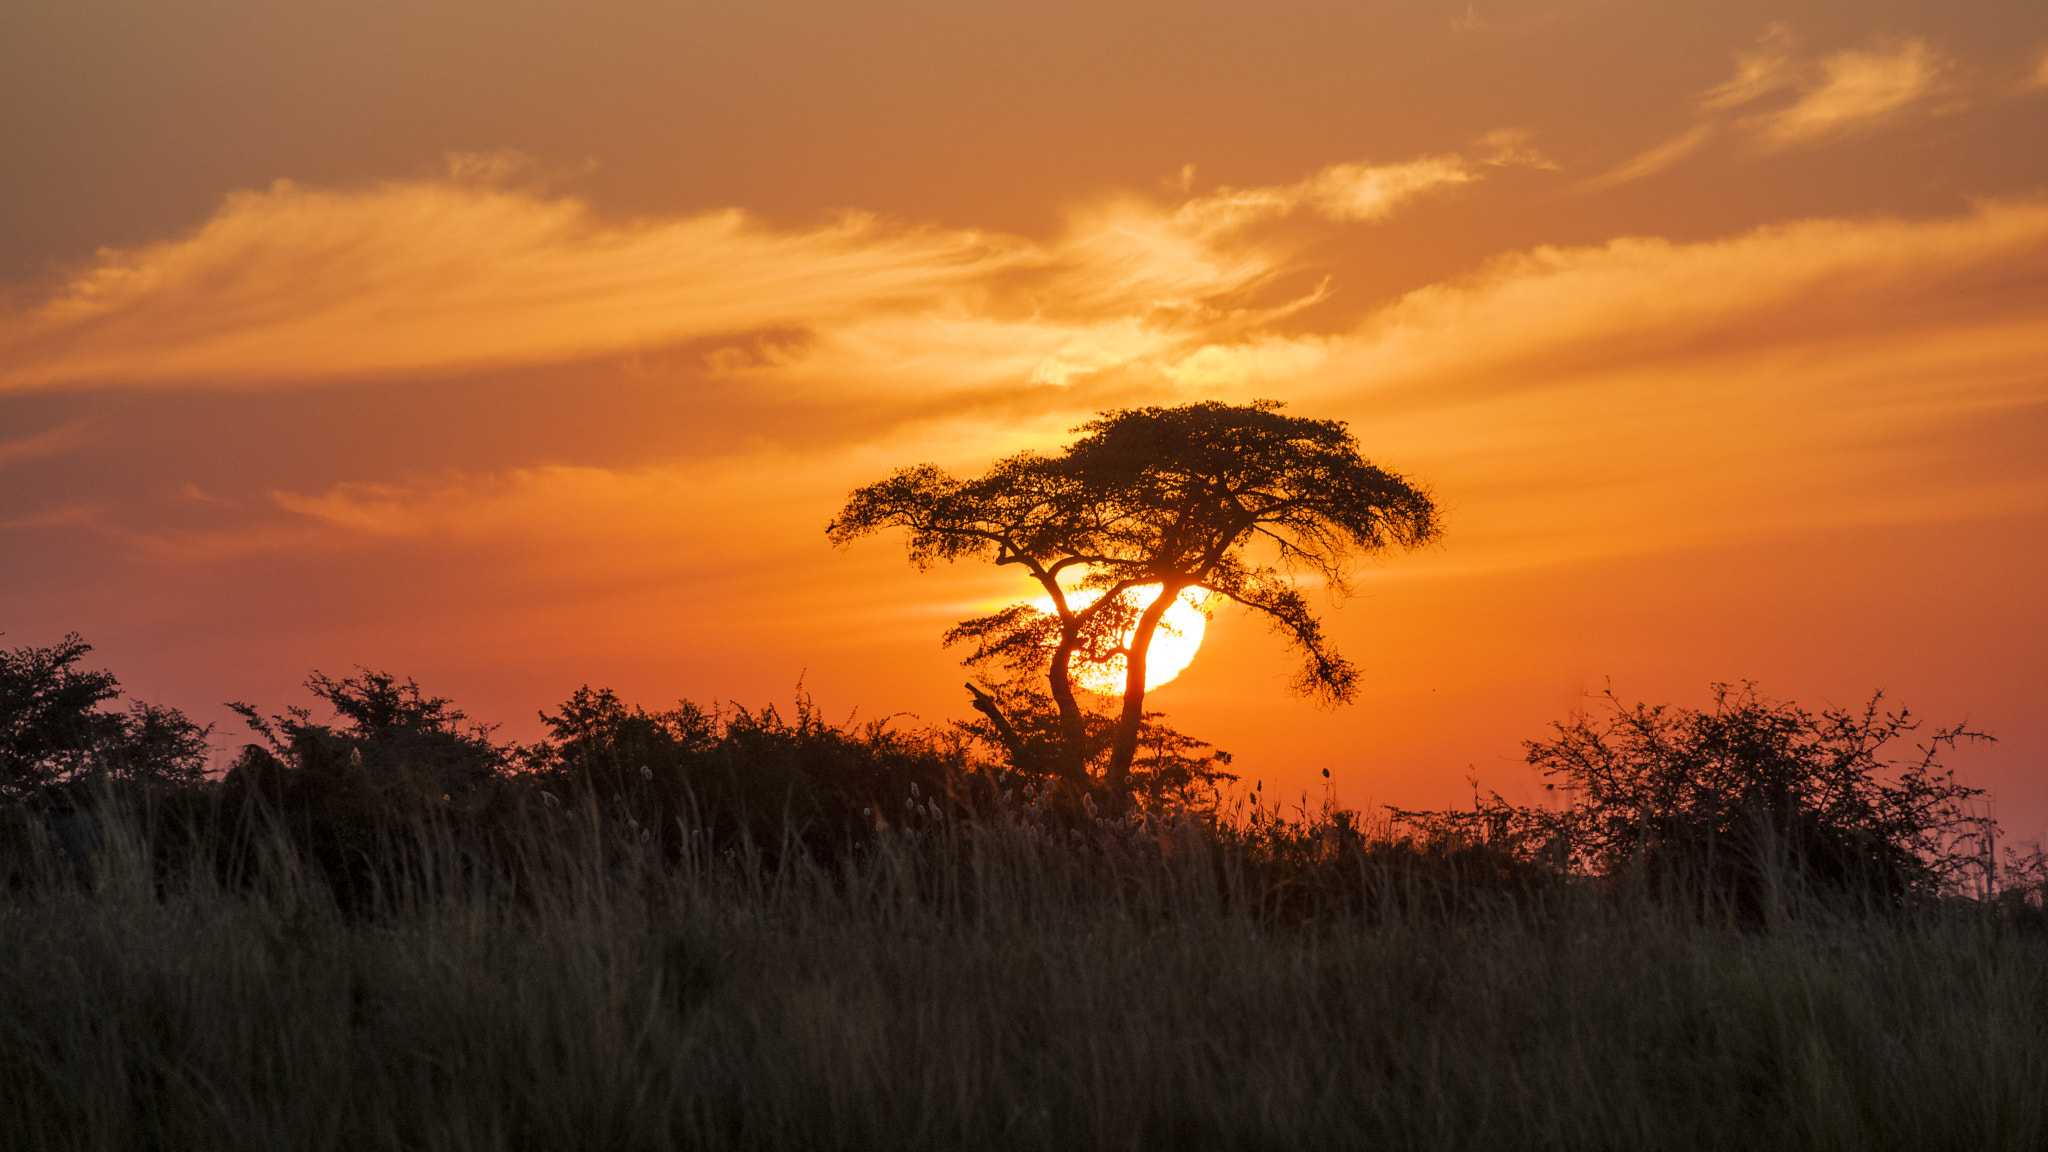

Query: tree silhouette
[[1390, 683, 1992, 907], [0, 632, 211, 798], [828, 400, 1440, 803]]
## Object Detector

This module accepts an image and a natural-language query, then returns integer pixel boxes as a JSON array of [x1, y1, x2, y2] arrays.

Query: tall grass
[[2, 792, 2045, 1151]]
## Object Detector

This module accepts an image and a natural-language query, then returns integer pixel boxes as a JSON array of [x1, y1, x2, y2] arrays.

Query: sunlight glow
[[1032, 584, 1213, 696]]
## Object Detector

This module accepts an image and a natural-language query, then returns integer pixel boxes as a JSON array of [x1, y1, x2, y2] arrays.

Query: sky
[[4, 0, 2046, 834]]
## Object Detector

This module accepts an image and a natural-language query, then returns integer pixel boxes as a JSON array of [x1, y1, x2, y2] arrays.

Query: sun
[[1031, 584, 1213, 696]]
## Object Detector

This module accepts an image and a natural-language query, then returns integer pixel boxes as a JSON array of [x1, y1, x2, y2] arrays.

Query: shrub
[[1393, 683, 1990, 909], [522, 683, 973, 860], [0, 633, 211, 800]]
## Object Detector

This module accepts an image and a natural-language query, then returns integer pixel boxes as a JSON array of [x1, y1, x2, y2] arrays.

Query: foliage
[[951, 681, 1237, 816], [1392, 683, 1991, 906], [218, 670, 519, 907], [207, 668, 985, 904], [0, 633, 211, 799], [521, 682, 970, 859], [828, 400, 1440, 801], [224, 667, 513, 821]]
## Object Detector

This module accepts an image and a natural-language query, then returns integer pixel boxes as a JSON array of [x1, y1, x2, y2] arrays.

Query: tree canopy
[[827, 400, 1441, 802], [0, 633, 212, 799]]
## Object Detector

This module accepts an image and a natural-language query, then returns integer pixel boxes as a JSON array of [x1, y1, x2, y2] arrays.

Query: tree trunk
[[1046, 629, 1092, 787], [1103, 585, 1180, 803]]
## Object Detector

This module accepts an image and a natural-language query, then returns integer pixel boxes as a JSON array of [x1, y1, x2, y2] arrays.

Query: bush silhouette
[[1394, 683, 1990, 911], [220, 670, 517, 906], [0, 633, 211, 800], [523, 683, 976, 859]]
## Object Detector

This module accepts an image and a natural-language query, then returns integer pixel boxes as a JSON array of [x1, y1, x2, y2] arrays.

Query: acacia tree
[[827, 400, 1440, 803]]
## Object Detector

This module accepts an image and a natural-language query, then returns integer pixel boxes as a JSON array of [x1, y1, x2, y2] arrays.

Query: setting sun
[[1031, 585, 1215, 697]]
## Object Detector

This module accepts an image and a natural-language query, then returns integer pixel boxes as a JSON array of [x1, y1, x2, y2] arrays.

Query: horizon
[[3, 1, 2045, 835]]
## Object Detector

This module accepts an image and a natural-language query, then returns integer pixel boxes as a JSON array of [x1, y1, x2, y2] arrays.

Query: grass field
[[3, 795, 2044, 1152]]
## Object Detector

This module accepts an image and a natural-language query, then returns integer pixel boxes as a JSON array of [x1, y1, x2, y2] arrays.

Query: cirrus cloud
[[0, 153, 1500, 395], [1582, 26, 1957, 192], [164, 197, 2048, 583]]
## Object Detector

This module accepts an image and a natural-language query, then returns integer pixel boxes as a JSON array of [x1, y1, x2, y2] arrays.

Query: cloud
[[0, 182, 1028, 391], [11, 152, 2048, 593], [1295, 200, 2048, 568], [1163, 156, 1477, 236], [1573, 125, 1715, 194], [1699, 23, 1801, 111], [266, 461, 824, 548], [1742, 39, 1951, 149], [1583, 28, 1955, 192], [442, 148, 538, 184], [143, 197, 2048, 587], [0, 419, 91, 468], [1447, 2, 1566, 36], [1468, 129, 1558, 171], [1300, 158, 1479, 221], [0, 157, 1485, 394], [0, 503, 102, 532], [1342, 199, 2048, 387]]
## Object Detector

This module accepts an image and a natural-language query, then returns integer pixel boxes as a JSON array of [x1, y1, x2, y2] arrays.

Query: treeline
[[12, 633, 2048, 1149], [1, 631, 2040, 919]]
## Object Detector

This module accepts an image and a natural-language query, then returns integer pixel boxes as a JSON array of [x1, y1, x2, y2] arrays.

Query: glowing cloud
[[1699, 23, 1801, 111], [0, 182, 1026, 390], [0, 155, 1490, 395], [1744, 40, 1951, 149], [0, 421, 92, 469], [1574, 125, 1715, 195], [1299, 158, 1478, 222], [1299, 200, 2048, 568], [1584, 28, 1956, 191], [150, 198, 2048, 588]]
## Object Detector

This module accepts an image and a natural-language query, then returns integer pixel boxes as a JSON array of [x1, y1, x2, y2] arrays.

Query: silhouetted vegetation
[[0, 633, 211, 801], [830, 400, 1439, 807], [4, 633, 2047, 1149], [1390, 683, 2001, 915], [521, 682, 971, 860], [952, 680, 1239, 815]]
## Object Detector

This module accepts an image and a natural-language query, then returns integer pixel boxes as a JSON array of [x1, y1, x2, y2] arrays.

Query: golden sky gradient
[[4, 2, 2046, 827]]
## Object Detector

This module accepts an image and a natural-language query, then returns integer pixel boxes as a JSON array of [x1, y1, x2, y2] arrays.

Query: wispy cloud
[[1699, 23, 1802, 111], [1573, 125, 1714, 195], [0, 419, 92, 468], [0, 182, 1026, 390], [0, 155, 1493, 394], [1337, 200, 2048, 389], [1447, 2, 1567, 36], [1168, 156, 1478, 233], [1468, 129, 1558, 171], [153, 198, 2048, 585], [1583, 27, 1955, 192], [1298, 200, 2048, 567], [1742, 39, 1951, 149], [11, 151, 2048, 589]]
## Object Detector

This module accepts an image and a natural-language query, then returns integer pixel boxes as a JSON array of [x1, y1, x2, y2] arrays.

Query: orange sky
[[4, 2, 2046, 834]]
